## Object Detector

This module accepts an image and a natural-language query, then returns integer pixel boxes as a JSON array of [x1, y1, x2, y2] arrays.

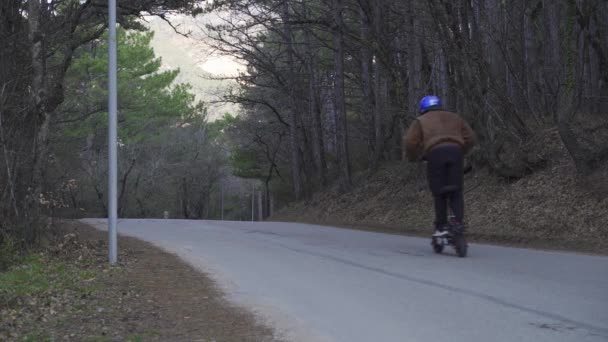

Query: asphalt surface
[[82, 219, 608, 342]]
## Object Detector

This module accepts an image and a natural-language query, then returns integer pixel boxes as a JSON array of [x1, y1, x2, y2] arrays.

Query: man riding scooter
[[403, 95, 476, 238]]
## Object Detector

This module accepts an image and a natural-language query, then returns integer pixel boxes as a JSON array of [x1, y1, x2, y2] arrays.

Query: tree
[[50, 29, 229, 220], [1, 0, 201, 244]]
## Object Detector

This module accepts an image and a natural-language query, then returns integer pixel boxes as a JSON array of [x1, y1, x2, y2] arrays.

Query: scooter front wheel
[[432, 238, 444, 254]]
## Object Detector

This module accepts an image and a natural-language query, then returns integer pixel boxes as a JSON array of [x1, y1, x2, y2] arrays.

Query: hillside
[[272, 130, 608, 254]]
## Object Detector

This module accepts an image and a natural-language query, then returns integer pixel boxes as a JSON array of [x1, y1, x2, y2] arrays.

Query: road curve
[[82, 219, 608, 342]]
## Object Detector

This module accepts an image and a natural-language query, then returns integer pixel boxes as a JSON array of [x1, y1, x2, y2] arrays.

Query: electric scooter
[[430, 163, 472, 258]]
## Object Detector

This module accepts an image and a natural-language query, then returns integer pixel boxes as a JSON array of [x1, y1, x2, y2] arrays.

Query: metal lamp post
[[107, 0, 118, 264]]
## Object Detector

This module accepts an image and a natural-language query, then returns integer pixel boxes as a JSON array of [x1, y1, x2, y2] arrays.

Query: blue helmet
[[419, 95, 442, 114]]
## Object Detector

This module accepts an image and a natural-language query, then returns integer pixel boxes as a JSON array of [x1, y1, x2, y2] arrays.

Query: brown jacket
[[403, 110, 476, 161]]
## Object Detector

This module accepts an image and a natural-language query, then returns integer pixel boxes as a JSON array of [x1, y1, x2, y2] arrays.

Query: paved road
[[82, 219, 608, 342]]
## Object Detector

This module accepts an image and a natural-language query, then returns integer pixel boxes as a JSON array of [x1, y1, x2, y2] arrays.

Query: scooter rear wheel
[[453, 234, 468, 258]]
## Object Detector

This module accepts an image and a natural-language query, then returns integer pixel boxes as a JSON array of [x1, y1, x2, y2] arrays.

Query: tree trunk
[[281, 0, 303, 200], [302, 0, 327, 188], [269, 194, 274, 217], [182, 177, 189, 219], [359, 0, 376, 169], [26, 0, 47, 243], [558, 118, 591, 174], [407, 0, 422, 120], [505, 1, 520, 110], [524, 2, 543, 119], [257, 190, 263, 220], [557, 3, 593, 175], [220, 185, 224, 220], [93, 183, 107, 215], [264, 180, 270, 218], [543, 0, 563, 115], [118, 158, 136, 217], [251, 184, 255, 221], [133, 172, 146, 218], [558, 85, 592, 174], [433, 41, 450, 108], [332, 0, 351, 190], [0, 106, 19, 218], [484, 0, 507, 89], [372, 0, 386, 170]]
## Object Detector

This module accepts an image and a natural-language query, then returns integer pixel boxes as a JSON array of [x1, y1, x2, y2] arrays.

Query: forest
[[203, 0, 607, 218]]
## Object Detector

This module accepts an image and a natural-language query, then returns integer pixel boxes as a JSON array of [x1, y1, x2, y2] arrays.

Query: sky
[[145, 14, 244, 119]]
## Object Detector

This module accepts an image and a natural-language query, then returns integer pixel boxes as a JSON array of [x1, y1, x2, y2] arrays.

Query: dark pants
[[426, 144, 464, 228]]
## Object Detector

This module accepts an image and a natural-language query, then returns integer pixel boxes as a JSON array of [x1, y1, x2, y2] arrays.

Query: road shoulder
[[0, 221, 280, 341]]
